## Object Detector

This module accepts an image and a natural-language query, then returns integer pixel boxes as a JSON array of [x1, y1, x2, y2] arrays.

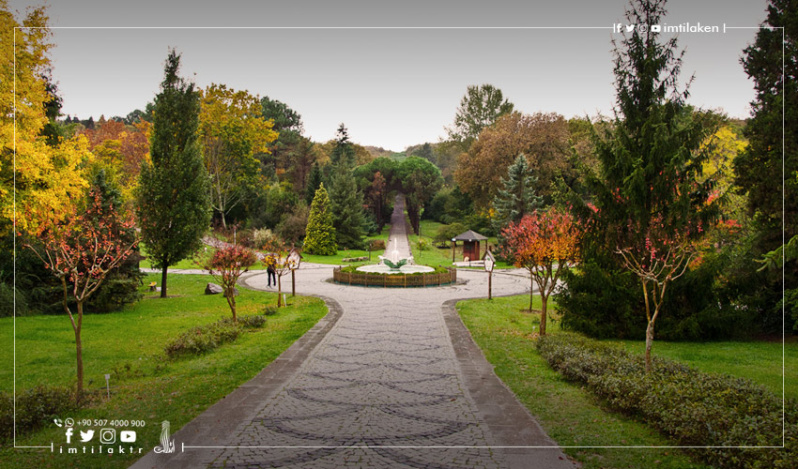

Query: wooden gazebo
[[452, 230, 488, 262]]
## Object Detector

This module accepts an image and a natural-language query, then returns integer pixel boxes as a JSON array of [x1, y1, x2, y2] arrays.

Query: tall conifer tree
[[137, 50, 211, 297], [304, 183, 337, 255], [329, 165, 365, 249], [492, 153, 541, 228]]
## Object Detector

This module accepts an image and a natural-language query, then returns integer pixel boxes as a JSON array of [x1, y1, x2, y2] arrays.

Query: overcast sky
[[8, 0, 768, 151]]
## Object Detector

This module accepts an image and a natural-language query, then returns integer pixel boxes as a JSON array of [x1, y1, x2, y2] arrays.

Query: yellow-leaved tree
[[199, 84, 277, 228], [0, 1, 91, 234]]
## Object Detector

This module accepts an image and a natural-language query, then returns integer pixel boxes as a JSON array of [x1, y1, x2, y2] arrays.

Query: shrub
[[251, 228, 281, 251], [237, 314, 266, 328], [537, 333, 796, 468], [262, 305, 278, 316], [415, 238, 430, 251], [0, 386, 77, 442], [369, 239, 386, 250], [164, 315, 266, 358]]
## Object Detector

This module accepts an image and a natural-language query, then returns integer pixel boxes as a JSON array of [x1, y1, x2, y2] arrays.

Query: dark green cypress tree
[[329, 164, 365, 249], [305, 163, 323, 205], [559, 0, 719, 339], [733, 0, 797, 331], [492, 153, 541, 228], [303, 183, 337, 255], [330, 123, 356, 167], [136, 50, 211, 298], [86, 169, 143, 311]]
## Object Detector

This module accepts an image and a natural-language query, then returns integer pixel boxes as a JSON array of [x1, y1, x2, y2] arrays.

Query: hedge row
[[164, 315, 266, 358], [537, 332, 796, 469], [0, 385, 77, 442]]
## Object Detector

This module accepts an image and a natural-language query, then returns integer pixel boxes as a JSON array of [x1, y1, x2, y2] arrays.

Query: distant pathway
[[132, 196, 573, 469]]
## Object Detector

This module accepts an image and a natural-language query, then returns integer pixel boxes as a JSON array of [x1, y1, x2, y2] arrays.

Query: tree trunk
[[75, 302, 84, 401], [539, 293, 548, 336], [645, 318, 655, 373], [277, 275, 283, 307], [227, 290, 237, 322], [529, 275, 535, 312], [160, 263, 168, 298]]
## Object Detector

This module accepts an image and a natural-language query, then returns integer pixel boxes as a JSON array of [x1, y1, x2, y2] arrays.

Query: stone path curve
[[131, 195, 574, 469]]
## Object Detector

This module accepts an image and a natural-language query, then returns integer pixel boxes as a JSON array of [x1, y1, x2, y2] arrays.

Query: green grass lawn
[[275, 225, 392, 266], [457, 294, 797, 469], [1, 274, 327, 468]]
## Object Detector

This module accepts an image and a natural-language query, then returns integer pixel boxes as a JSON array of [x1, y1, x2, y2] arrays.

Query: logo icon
[[53, 418, 63, 427], [99, 428, 116, 444], [65, 428, 73, 444], [651, 24, 662, 32], [153, 421, 175, 454], [79, 430, 94, 442], [120, 430, 136, 443], [625, 24, 635, 32], [65, 418, 75, 427]]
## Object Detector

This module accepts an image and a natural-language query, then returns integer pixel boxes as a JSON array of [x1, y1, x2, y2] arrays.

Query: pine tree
[[560, 0, 719, 348], [330, 123, 356, 167], [304, 183, 337, 255], [136, 50, 211, 298], [492, 153, 541, 229], [305, 163, 323, 205], [329, 165, 365, 249]]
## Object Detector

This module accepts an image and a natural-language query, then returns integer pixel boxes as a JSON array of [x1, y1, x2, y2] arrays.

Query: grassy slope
[[456, 294, 798, 469], [1, 274, 327, 468]]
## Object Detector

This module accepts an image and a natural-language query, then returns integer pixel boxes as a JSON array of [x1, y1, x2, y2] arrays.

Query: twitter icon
[[80, 430, 94, 442]]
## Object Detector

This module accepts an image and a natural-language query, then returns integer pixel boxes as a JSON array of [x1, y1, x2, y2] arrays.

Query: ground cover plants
[[457, 294, 795, 469]]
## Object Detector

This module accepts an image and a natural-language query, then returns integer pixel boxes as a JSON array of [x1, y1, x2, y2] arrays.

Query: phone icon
[[53, 418, 63, 427]]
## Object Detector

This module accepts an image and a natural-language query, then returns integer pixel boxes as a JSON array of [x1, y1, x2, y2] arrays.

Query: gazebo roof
[[453, 230, 488, 242]]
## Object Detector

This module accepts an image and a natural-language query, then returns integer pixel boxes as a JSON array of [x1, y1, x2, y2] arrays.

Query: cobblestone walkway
[[132, 196, 572, 469]]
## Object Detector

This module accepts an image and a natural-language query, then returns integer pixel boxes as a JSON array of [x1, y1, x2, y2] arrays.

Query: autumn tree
[[137, 50, 211, 298], [206, 245, 257, 322], [26, 183, 140, 399], [503, 209, 579, 336], [82, 118, 151, 200], [199, 84, 278, 227], [0, 2, 92, 233], [446, 84, 514, 145], [455, 112, 570, 208], [304, 183, 336, 255]]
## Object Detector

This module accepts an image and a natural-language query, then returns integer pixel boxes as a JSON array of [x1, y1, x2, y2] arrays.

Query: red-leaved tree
[[205, 244, 257, 321], [263, 248, 293, 307], [502, 208, 580, 335], [26, 188, 139, 400], [616, 215, 697, 373]]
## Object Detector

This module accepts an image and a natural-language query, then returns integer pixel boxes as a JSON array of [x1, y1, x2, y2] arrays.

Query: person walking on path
[[265, 254, 277, 287]]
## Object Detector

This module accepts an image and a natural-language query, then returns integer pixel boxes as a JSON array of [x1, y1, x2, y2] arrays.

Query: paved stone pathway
[[132, 196, 573, 469]]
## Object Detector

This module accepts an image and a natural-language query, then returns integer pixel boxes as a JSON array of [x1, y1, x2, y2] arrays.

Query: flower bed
[[333, 266, 456, 287]]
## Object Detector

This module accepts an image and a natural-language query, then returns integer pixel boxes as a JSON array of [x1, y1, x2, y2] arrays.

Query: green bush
[[537, 333, 796, 468], [0, 385, 77, 442], [164, 315, 266, 358], [415, 238, 430, 251], [262, 305, 278, 316], [237, 314, 266, 328]]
